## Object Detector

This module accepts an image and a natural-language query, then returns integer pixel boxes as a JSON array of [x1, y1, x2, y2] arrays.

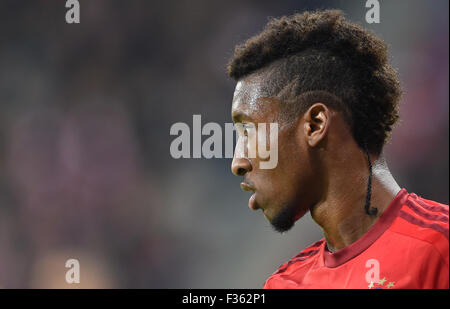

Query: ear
[[302, 103, 331, 147]]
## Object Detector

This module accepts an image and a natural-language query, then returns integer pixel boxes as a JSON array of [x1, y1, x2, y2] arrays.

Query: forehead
[[231, 75, 280, 122]]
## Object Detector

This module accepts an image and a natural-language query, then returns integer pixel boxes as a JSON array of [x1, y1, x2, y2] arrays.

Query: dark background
[[0, 0, 448, 288]]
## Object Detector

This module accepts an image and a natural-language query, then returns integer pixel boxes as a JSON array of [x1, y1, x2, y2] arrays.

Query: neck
[[310, 152, 401, 253]]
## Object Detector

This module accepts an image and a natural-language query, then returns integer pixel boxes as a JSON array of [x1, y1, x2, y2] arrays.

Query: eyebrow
[[232, 111, 252, 123], [232, 112, 242, 123]]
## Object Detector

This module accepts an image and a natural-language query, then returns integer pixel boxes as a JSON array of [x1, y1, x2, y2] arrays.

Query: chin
[[270, 216, 296, 233], [268, 201, 302, 233]]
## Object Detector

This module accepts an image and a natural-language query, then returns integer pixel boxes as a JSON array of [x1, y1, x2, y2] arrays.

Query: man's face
[[231, 76, 318, 232]]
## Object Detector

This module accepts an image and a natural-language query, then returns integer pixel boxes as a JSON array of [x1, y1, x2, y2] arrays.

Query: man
[[228, 10, 448, 289]]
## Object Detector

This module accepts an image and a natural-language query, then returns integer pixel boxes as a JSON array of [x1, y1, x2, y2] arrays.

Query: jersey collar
[[322, 188, 409, 268]]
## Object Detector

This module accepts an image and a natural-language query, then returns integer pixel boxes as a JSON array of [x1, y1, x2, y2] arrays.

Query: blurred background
[[0, 0, 448, 288]]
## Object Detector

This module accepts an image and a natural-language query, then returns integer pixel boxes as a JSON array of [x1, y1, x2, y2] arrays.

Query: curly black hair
[[227, 10, 401, 155]]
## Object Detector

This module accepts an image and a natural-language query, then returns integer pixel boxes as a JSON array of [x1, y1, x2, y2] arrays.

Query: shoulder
[[390, 190, 448, 264], [263, 239, 325, 288], [272, 239, 325, 276]]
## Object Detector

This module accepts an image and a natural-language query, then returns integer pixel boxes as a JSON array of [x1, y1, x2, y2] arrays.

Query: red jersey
[[264, 188, 449, 289]]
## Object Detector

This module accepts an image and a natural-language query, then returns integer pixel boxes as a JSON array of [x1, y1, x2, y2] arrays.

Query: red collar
[[323, 188, 409, 268]]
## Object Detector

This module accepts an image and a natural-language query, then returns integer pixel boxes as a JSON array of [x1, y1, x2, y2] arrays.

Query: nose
[[231, 157, 253, 176]]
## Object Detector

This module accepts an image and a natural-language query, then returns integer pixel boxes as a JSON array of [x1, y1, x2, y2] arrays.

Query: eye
[[235, 123, 244, 136], [242, 124, 250, 136], [243, 123, 256, 136], [236, 123, 255, 136]]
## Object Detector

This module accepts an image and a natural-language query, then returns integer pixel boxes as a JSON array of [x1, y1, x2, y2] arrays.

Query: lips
[[240, 182, 255, 193], [240, 182, 259, 210]]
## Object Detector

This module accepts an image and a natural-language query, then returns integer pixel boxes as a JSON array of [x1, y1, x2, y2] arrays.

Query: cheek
[[259, 151, 301, 197], [255, 130, 306, 197], [269, 143, 306, 196]]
